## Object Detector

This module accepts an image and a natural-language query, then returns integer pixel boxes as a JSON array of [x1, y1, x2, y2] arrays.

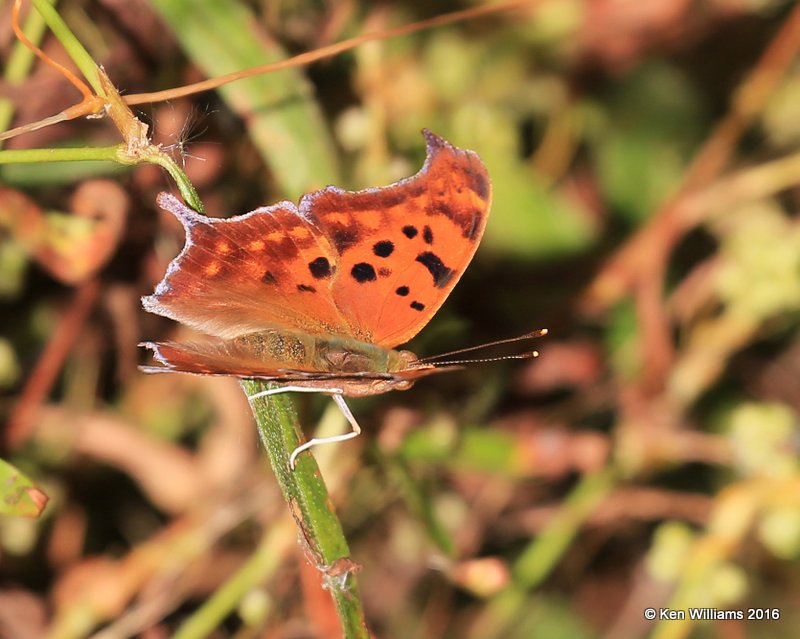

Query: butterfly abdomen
[[223, 329, 420, 396], [231, 329, 399, 375]]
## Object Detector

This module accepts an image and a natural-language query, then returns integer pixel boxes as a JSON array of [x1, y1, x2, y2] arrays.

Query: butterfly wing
[[143, 193, 353, 340], [306, 130, 491, 347], [143, 130, 490, 356]]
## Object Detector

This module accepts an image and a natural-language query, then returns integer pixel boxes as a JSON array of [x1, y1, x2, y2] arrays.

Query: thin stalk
[[0, 142, 203, 212], [145, 151, 204, 212], [468, 467, 618, 639], [0, 145, 127, 164], [172, 518, 295, 639], [512, 467, 617, 587], [0, 0, 49, 137], [29, 0, 104, 96], [241, 380, 369, 639]]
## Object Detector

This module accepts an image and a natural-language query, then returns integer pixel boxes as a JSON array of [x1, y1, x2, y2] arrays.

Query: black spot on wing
[[261, 270, 277, 285], [429, 201, 485, 239], [378, 267, 392, 277], [410, 301, 425, 311], [415, 252, 455, 288], [395, 286, 409, 296], [373, 240, 394, 257], [423, 225, 433, 244], [297, 284, 316, 293], [402, 225, 418, 239], [351, 262, 377, 283], [308, 256, 332, 279]]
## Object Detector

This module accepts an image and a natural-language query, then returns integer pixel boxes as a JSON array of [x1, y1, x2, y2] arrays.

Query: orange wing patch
[[142, 195, 353, 340], [144, 130, 490, 351]]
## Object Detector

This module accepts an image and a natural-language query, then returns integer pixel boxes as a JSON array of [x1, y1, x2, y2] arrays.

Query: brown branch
[[583, 3, 800, 311], [123, 0, 539, 105], [6, 279, 100, 449], [11, 0, 94, 102]]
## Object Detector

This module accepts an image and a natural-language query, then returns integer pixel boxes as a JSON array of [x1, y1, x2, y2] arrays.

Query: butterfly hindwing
[[143, 194, 353, 340]]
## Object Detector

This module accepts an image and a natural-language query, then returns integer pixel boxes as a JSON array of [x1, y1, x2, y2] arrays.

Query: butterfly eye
[[394, 350, 421, 367]]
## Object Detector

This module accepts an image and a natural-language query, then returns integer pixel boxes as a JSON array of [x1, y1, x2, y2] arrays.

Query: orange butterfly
[[142, 130, 531, 465]]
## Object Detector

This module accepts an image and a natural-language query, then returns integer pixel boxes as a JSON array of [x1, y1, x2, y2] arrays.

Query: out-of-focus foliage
[[2, 1, 800, 638], [0, 458, 48, 517]]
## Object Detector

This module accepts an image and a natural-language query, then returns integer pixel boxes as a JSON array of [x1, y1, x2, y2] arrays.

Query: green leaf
[[0, 458, 48, 518]]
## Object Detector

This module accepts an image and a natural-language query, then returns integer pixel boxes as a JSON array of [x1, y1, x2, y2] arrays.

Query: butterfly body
[[143, 328, 433, 396], [142, 130, 490, 397]]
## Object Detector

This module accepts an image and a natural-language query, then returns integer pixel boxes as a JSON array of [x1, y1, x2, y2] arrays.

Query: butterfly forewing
[[307, 131, 491, 347]]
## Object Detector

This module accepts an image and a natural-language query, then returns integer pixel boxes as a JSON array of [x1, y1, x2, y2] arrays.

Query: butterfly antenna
[[418, 328, 548, 364], [430, 350, 540, 367]]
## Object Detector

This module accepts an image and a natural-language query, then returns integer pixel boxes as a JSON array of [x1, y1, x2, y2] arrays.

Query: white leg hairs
[[246, 386, 362, 468]]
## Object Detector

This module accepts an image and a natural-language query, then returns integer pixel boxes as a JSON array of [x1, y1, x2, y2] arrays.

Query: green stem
[[10, 2, 202, 213], [0, 139, 202, 215], [30, 0, 104, 95], [172, 520, 294, 639], [0, 145, 127, 164], [145, 152, 205, 213], [512, 467, 617, 587], [241, 380, 369, 639], [468, 467, 617, 639]]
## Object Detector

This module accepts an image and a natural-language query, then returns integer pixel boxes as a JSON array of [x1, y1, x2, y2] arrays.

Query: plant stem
[[512, 467, 616, 587], [241, 380, 369, 639], [467, 467, 617, 639], [172, 518, 295, 639], [0, 145, 127, 164], [145, 151, 204, 212], [0, 0, 48, 138], [30, 0, 104, 95]]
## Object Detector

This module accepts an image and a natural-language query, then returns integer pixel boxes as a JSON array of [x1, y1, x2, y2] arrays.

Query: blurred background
[[2, 0, 800, 637]]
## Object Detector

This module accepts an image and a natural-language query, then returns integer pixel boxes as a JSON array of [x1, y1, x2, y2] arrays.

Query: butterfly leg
[[245, 386, 362, 468], [288, 394, 362, 468], [245, 385, 343, 402]]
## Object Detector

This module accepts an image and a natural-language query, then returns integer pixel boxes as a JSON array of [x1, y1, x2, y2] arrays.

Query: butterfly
[[141, 130, 499, 465]]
